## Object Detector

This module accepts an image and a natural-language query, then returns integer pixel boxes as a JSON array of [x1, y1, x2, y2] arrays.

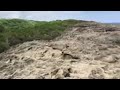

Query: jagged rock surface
[[1, 22, 120, 79]]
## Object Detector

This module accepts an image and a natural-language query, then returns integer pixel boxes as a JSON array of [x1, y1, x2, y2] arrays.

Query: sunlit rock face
[[1, 21, 120, 79]]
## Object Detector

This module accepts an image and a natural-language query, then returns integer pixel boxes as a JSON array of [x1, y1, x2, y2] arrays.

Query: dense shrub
[[0, 19, 81, 53], [0, 25, 5, 33]]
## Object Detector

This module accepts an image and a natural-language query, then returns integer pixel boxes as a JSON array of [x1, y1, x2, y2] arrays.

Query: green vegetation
[[0, 19, 82, 53]]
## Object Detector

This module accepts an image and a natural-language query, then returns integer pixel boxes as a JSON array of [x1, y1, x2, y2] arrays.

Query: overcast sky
[[0, 11, 120, 23]]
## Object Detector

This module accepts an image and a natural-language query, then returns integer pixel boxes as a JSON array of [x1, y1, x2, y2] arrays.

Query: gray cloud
[[0, 11, 82, 21], [0, 11, 21, 18]]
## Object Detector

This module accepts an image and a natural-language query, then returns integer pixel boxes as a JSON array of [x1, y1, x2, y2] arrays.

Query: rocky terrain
[[1, 22, 120, 79]]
